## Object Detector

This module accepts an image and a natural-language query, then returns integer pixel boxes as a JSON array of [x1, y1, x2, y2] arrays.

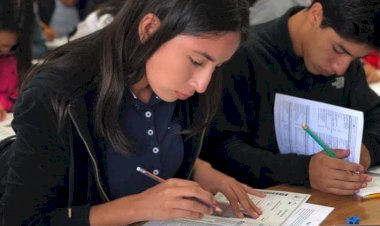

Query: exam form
[[144, 190, 311, 226], [274, 93, 364, 163]]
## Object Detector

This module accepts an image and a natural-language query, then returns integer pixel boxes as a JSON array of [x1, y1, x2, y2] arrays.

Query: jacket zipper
[[68, 107, 110, 202]]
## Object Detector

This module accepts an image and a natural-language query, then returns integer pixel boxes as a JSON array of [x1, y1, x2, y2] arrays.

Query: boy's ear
[[138, 13, 161, 43], [308, 2, 323, 27]]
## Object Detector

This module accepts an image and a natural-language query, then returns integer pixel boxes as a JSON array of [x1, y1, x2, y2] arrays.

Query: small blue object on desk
[[346, 215, 360, 224]]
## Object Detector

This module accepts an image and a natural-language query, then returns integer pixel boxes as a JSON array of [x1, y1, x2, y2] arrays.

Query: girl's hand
[[90, 178, 217, 225], [192, 159, 265, 218]]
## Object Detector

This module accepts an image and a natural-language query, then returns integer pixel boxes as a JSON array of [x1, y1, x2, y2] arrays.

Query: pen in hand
[[302, 124, 337, 158], [136, 166, 223, 214]]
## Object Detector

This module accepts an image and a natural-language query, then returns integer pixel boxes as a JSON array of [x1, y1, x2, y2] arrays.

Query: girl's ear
[[138, 13, 161, 43]]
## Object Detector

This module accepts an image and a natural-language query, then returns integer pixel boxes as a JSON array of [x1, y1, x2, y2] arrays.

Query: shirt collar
[[124, 88, 161, 109]]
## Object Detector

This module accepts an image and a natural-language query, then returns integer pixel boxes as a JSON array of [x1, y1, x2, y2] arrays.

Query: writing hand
[[89, 178, 216, 225], [192, 159, 265, 218], [309, 149, 372, 195]]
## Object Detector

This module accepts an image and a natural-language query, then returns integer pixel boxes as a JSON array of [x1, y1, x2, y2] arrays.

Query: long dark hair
[[311, 0, 380, 49], [95, 0, 125, 18], [24, 0, 250, 153]]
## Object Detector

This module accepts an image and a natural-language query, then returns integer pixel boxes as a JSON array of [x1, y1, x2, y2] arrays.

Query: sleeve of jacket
[[202, 45, 312, 188], [1, 84, 91, 226], [349, 62, 380, 166]]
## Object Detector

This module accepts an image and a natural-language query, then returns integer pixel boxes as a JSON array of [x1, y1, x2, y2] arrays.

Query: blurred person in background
[[249, 0, 311, 25], [0, 20, 19, 121], [70, 0, 125, 40], [0, 0, 34, 120], [37, 0, 80, 41], [363, 51, 380, 83], [0, 0, 34, 81]]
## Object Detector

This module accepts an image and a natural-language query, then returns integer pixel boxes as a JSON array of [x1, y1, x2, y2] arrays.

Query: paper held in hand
[[274, 93, 364, 163]]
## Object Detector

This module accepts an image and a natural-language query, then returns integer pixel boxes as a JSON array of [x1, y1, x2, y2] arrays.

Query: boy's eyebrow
[[193, 50, 215, 62]]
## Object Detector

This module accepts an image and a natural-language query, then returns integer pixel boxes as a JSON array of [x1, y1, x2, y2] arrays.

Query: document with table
[[144, 190, 333, 226], [274, 93, 364, 163], [0, 113, 15, 140]]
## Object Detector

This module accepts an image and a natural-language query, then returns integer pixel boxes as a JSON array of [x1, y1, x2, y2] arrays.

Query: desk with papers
[[271, 184, 380, 225], [131, 183, 380, 226]]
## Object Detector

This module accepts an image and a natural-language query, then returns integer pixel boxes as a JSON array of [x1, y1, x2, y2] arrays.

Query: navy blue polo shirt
[[106, 90, 184, 199]]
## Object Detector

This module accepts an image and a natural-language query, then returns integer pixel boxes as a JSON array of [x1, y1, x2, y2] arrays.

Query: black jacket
[[0, 65, 203, 225], [202, 7, 380, 188]]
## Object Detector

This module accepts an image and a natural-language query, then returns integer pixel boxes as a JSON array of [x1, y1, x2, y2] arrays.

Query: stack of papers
[[144, 190, 333, 226]]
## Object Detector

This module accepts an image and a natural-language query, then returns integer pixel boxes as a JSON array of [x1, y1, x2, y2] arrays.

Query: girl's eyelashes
[[189, 57, 204, 67]]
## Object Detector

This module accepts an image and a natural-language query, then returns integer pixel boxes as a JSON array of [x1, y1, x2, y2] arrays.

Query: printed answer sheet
[[282, 203, 334, 226], [274, 93, 363, 163], [144, 190, 310, 226]]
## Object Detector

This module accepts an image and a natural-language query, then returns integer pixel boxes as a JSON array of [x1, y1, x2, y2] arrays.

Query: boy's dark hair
[[311, 0, 380, 49]]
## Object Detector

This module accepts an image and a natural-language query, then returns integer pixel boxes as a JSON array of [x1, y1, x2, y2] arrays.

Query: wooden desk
[[269, 184, 380, 225]]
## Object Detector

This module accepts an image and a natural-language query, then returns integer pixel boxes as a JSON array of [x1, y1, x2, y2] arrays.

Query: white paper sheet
[[144, 190, 310, 226], [282, 203, 334, 226], [357, 174, 380, 197], [0, 113, 15, 140], [274, 93, 364, 163]]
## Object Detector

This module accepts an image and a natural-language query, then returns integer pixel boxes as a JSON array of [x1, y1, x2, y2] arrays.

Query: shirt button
[[147, 129, 154, 136], [153, 169, 159, 175], [152, 147, 159, 154], [145, 111, 152, 118]]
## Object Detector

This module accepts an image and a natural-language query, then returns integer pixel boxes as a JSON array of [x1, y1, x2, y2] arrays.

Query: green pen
[[302, 124, 337, 158]]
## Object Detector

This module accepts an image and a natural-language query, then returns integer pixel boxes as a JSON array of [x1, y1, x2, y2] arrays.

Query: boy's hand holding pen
[[136, 167, 224, 215], [303, 124, 372, 196]]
